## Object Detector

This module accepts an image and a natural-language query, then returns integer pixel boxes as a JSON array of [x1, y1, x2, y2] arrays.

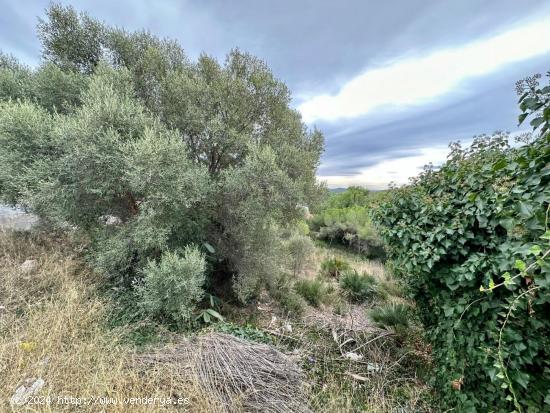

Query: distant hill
[[329, 187, 385, 193]]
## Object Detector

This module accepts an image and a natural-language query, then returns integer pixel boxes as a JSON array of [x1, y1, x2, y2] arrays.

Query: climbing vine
[[373, 71, 550, 412]]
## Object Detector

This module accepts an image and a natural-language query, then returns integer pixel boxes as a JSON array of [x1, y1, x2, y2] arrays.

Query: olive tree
[[0, 4, 324, 307]]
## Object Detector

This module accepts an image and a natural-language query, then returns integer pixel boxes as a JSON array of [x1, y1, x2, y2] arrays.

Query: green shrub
[[278, 290, 307, 317], [369, 303, 411, 330], [286, 233, 315, 275], [373, 72, 550, 411], [268, 273, 306, 317], [320, 257, 351, 278], [137, 246, 206, 326], [295, 219, 310, 236], [309, 187, 385, 258], [294, 278, 330, 307], [339, 270, 378, 302]]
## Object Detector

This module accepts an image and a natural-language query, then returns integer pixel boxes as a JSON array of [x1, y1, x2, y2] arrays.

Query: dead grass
[[138, 333, 311, 413], [0, 230, 435, 412], [299, 324, 435, 413], [0, 231, 215, 412], [267, 242, 437, 412]]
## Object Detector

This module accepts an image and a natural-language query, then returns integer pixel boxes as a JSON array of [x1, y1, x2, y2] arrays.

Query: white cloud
[[299, 18, 550, 123], [318, 146, 451, 190]]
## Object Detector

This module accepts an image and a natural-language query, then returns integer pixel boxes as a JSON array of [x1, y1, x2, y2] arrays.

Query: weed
[[294, 278, 331, 307], [339, 270, 379, 302], [320, 257, 351, 278], [369, 302, 412, 331], [214, 322, 273, 344]]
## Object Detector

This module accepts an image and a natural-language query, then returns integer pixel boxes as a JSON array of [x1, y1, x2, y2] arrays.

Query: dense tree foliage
[[0, 4, 324, 311], [310, 187, 384, 257], [374, 73, 550, 411]]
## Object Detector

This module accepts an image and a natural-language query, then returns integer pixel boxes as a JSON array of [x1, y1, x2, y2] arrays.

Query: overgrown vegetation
[[0, 4, 325, 322], [369, 303, 412, 331], [0, 231, 217, 412], [339, 270, 379, 302], [374, 72, 550, 411], [4, 4, 546, 412], [309, 187, 384, 257], [294, 278, 332, 307], [319, 256, 351, 278]]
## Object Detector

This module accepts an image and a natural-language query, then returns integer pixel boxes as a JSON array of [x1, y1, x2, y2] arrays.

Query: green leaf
[[205, 308, 224, 321], [529, 245, 542, 256], [517, 91, 529, 103], [530, 116, 545, 129], [518, 201, 533, 218], [517, 112, 529, 126], [203, 242, 215, 254], [514, 259, 526, 272]]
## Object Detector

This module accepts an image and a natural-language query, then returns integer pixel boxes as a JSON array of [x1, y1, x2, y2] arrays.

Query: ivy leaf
[[514, 259, 526, 272], [517, 91, 529, 104], [530, 116, 545, 129], [517, 112, 529, 126], [529, 245, 542, 256], [518, 202, 533, 218], [493, 158, 507, 171]]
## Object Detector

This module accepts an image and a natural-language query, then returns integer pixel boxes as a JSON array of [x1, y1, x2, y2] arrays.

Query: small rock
[[99, 215, 122, 226], [20, 259, 37, 273], [367, 362, 382, 372], [284, 322, 293, 333], [10, 377, 45, 406], [268, 315, 277, 327], [344, 352, 363, 362], [36, 357, 50, 367]]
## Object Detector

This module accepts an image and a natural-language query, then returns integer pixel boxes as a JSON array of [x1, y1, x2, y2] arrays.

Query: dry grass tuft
[[138, 332, 311, 413], [0, 231, 215, 412], [302, 326, 435, 412]]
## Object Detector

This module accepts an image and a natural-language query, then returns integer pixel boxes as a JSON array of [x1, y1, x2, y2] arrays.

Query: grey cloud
[[1, 0, 549, 185], [317, 54, 550, 177]]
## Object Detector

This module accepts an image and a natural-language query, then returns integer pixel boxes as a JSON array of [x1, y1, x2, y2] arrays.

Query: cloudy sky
[[2, 1, 550, 189]]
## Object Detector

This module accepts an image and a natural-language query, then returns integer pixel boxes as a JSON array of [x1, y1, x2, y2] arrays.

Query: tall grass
[[0, 231, 216, 412]]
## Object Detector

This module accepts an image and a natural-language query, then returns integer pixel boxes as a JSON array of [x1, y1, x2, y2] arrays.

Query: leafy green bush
[[373, 72, 550, 411], [137, 246, 206, 326], [294, 278, 330, 307], [320, 257, 351, 278], [369, 303, 411, 330], [339, 270, 379, 302], [278, 290, 307, 317]]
